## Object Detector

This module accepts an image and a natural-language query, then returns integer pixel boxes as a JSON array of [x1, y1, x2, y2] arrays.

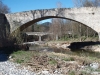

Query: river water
[[29, 44, 100, 58]]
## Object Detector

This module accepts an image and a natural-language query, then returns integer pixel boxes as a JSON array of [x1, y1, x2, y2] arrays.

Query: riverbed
[[1, 41, 100, 75]]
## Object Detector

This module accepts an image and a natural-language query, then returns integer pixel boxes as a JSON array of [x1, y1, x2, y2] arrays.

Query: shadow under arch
[[19, 16, 98, 33]]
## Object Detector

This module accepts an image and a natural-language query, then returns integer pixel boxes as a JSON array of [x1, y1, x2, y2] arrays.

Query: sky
[[2, 0, 74, 13], [2, 0, 74, 23]]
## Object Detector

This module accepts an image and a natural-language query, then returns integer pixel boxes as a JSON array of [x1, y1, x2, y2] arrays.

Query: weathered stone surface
[[0, 13, 10, 47], [5, 7, 100, 35]]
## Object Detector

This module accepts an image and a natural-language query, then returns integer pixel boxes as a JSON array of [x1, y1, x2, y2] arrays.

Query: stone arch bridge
[[4, 7, 100, 40]]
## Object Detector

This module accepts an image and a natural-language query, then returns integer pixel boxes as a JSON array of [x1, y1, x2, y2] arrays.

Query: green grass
[[62, 57, 75, 61], [15, 59, 24, 63], [11, 50, 39, 63], [68, 71, 75, 75], [48, 59, 57, 65], [80, 71, 91, 75]]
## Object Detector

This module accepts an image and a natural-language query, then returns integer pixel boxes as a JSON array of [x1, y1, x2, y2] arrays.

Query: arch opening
[[19, 16, 97, 33], [16, 16, 99, 43]]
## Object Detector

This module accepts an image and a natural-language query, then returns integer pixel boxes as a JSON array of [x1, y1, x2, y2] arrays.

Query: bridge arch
[[5, 7, 100, 40], [20, 16, 97, 33], [18, 16, 98, 42]]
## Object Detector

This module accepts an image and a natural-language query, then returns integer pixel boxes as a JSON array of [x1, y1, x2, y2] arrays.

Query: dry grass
[[10, 50, 100, 64], [10, 50, 100, 74]]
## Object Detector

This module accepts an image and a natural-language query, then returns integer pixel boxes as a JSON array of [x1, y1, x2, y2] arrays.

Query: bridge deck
[[25, 32, 51, 36], [22, 41, 45, 45]]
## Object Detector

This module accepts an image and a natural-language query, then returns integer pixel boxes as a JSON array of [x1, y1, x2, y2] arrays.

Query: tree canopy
[[0, 0, 10, 14], [73, 0, 100, 7]]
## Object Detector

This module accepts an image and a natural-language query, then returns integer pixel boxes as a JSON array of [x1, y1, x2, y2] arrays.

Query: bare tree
[[0, 0, 10, 13], [73, 0, 100, 7], [49, 2, 63, 40], [56, 1, 62, 8]]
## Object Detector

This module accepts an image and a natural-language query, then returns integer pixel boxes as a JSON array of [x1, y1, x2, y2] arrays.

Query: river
[[29, 43, 100, 59]]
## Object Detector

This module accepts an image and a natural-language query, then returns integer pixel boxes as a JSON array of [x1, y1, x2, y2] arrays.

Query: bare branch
[[73, 0, 100, 7], [0, 0, 10, 13]]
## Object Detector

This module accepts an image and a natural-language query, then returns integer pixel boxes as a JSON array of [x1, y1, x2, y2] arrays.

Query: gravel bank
[[0, 61, 35, 75], [0, 60, 65, 75]]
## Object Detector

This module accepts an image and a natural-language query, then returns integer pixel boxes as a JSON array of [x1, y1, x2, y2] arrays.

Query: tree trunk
[[79, 23, 82, 42]]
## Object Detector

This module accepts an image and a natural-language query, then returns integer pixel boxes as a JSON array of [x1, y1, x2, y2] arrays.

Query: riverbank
[[9, 48, 100, 75], [46, 41, 100, 52], [1, 41, 100, 75]]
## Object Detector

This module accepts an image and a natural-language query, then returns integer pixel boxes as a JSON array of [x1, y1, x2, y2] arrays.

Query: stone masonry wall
[[4, 7, 100, 41], [5, 7, 100, 34], [0, 13, 10, 47]]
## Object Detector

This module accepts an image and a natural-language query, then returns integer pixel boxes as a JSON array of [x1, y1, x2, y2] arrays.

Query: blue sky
[[3, 0, 74, 13], [2, 0, 74, 23]]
